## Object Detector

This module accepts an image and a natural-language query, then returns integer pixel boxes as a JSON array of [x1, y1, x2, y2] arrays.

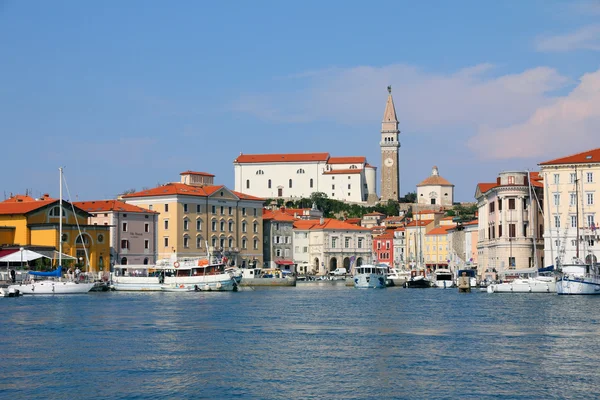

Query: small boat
[[556, 262, 600, 295], [404, 275, 431, 288], [0, 287, 22, 297], [161, 283, 195, 292], [432, 268, 454, 288], [486, 269, 556, 293], [353, 264, 387, 289], [238, 268, 296, 287], [456, 269, 477, 288], [386, 268, 410, 287], [9, 267, 95, 295]]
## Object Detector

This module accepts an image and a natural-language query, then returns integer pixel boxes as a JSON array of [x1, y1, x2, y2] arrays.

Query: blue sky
[[1, 0, 599, 202]]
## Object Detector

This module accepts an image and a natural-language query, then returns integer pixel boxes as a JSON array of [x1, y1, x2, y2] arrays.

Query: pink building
[[74, 200, 159, 267], [373, 231, 394, 266]]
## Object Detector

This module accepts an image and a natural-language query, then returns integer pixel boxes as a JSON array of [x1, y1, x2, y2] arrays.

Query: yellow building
[[424, 225, 456, 270], [0, 194, 110, 272], [404, 210, 444, 268], [121, 171, 265, 267]]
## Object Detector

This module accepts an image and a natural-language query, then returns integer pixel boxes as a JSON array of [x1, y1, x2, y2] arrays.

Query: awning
[[275, 260, 295, 265], [36, 250, 77, 261], [0, 250, 49, 262], [0, 249, 18, 259]]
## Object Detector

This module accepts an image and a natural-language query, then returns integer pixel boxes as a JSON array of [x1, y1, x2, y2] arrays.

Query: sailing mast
[[527, 171, 538, 269], [59, 167, 63, 268], [575, 167, 580, 260]]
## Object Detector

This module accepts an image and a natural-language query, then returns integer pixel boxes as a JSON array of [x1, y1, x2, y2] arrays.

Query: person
[[75, 267, 81, 278], [67, 267, 74, 281], [10, 269, 16, 283]]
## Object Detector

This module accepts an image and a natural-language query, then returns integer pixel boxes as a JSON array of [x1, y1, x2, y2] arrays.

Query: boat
[[486, 268, 556, 293], [403, 274, 431, 288], [8, 168, 95, 295], [455, 269, 477, 288], [386, 268, 410, 287], [111, 257, 238, 292], [557, 262, 600, 295], [432, 268, 454, 288], [353, 264, 387, 288], [161, 283, 195, 292], [238, 268, 296, 287], [0, 286, 22, 297]]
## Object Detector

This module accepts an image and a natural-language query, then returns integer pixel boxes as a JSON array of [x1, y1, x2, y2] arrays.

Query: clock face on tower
[[384, 157, 394, 167]]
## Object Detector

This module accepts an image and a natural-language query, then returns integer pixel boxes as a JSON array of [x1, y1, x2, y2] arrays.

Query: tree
[[403, 191, 417, 203]]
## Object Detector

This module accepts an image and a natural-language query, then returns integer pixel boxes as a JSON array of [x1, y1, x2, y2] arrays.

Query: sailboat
[[487, 171, 557, 293], [404, 216, 431, 288], [8, 168, 95, 295], [556, 168, 600, 295]]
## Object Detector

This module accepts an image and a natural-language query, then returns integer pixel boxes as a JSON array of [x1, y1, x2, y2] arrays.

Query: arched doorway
[[143, 257, 149, 265], [329, 257, 337, 272], [343, 257, 350, 269], [121, 257, 127, 265], [356, 257, 363, 267], [586, 254, 598, 265], [313, 258, 319, 274]]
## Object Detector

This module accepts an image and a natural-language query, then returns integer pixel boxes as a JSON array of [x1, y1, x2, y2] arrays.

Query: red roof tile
[[74, 200, 158, 214], [476, 183, 497, 193], [263, 209, 297, 222], [234, 153, 330, 163], [323, 169, 363, 175], [327, 156, 366, 164], [179, 170, 215, 177], [121, 183, 263, 201], [417, 175, 454, 187], [293, 218, 370, 231], [405, 219, 434, 227], [539, 148, 600, 166], [427, 225, 456, 235], [0, 199, 60, 215]]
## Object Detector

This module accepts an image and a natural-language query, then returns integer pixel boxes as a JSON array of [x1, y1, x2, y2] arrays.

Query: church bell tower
[[380, 86, 401, 202]]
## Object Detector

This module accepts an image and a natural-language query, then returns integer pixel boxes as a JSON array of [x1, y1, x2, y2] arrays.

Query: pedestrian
[[75, 266, 81, 278], [10, 269, 16, 283]]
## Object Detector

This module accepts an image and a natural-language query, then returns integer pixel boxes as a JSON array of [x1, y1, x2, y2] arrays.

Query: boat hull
[[432, 280, 454, 289], [404, 278, 431, 288], [239, 277, 296, 287], [353, 273, 386, 289], [557, 278, 600, 295], [487, 279, 556, 293], [8, 281, 95, 294], [112, 273, 238, 291]]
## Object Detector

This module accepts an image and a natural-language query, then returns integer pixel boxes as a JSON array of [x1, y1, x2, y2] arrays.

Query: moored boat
[[238, 268, 296, 287], [353, 264, 387, 289], [386, 268, 410, 287], [432, 268, 454, 288], [556, 262, 600, 295], [486, 268, 556, 293]]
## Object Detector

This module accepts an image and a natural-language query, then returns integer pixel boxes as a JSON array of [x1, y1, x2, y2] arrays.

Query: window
[[296, 169, 305, 174], [509, 257, 516, 268], [571, 215, 577, 228], [121, 222, 128, 232], [253, 208, 257, 217], [498, 225, 502, 237], [276, 249, 282, 257], [507, 176, 514, 184], [332, 184, 335, 190], [254, 238, 259, 250], [218, 220, 224, 231], [284, 249, 290, 257], [274, 236, 280, 244], [345, 237, 350, 248], [332, 237, 337, 248], [220, 237, 225, 248], [587, 172, 593, 183], [211, 205, 216, 214], [165, 204, 169, 212], [268, 179, 272, 189], [310, 179, 313, 188], [246, 179, 250, 189], [554, 215, 561, 228], [220, 206, 224, 215], [50, 207, 62, 217], [358, 238, 364, 249], [228, 207, 233, 215], [228, 220, 233, 231], [489, 202, 495, 213], [144, 223, 149, 233], [183, 204, 188, 213], [553, 174, 559, 185], [553, 194, 560, 206], [97, 234, 104, 243], [228, 237, 233, 248], [144, 239, 149, 249], [242, 222, 247, 232], [183, 236, 189, 248], [212, 220, 217, 231], [242, 208, 247, 216], [183, 219, 189, 230], [587, 193, 594, 205], [588, 215, 595, 227], [253, 222, 258, 233], [196, 236, 203, 248], [121, 239, 129, 249], [256, 170, 264, 175], [570, 173, 576, 184], [212, 237, 217, 247], [332, 193, 335, 197], [386, 242, 390, 250], [164, 237, 169, 247], [196, 204, 201, 213], [498, 199, 502, 211], [197, 219, 202, 230], [570, 193, 576, 206], [303, 246, 308, 253], [509, 224, 516, 238], [164, 220, 169, 230], [242, 238, 247, 249], [289, 179, 292, 188]]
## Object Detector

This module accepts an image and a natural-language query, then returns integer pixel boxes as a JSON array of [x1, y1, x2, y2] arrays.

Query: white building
[[475, 171, 544, 273], [417, 166, 455, 206], [233, 153, 377, 204], [293, 218, 373, 275], [393, 227, 406, 268], [539, 148, 600, 266]]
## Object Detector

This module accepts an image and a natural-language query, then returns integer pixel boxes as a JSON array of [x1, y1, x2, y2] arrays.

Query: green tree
[[403, 191, 417, 203]]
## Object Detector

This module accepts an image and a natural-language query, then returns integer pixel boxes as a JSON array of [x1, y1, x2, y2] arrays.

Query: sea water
[[2, 287, 600, 399]]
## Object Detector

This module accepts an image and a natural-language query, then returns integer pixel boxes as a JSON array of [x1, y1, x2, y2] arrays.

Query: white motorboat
[[556, 263, 600, 295], [386, 268, 410, 287], [0, 287, 22, 297], [238, 268, 296, 287], [353, 264, 387, 289], [487, 276, 556, 293], [432, 268, 454, 289]]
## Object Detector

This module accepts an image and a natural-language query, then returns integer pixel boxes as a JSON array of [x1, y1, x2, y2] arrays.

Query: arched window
[[143, 257, 149, 265], [75, 234, 91, 245], [253, 238, 259, 250], [256, 170, 264, 175], [289, 179, 292, 188], [268, 179, 272, 189], [121, 257, 128, 265], [242, 237, 247, 249], [246, 179, 250, 189], [211, 236, 217, 247], [228, 220, 234, 232], [220, 236, 226, 248], [228, 237, 233, 247], [253, 222, 258, 233], [310, 178, 314, 188], [183, 235, 190, 248], [196, 235, 203, 248], [297, 168, 305, 174], [196, 218, 202, 231], [220, 220, 225, 231], [350, 165, 357, 169], [183, 218, 189, 230], [242, 221, 247, 232]]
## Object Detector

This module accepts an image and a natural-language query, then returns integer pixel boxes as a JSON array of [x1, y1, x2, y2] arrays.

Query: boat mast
[[59, 167, 63, 267], [543, 172, 554, 266], [575, 166, 580, 260], [527, 171, 538, 269]]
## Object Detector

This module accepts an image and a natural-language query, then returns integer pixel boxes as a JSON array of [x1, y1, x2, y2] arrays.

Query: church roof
[[539, 148, 600, 166], [383, 90, 398, 122], [417, 175, 454, 187], [234, 153, 330, 163], [327, 156, 366, 164]]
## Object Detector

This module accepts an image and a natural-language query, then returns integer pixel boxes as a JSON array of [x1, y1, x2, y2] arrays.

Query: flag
[[592, 222, 597, 232], [349, 256, 356, 273]]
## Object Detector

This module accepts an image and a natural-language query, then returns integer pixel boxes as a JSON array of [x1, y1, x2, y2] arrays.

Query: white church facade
[[233, 153, 377, 204], [417, 166, 455, 206]]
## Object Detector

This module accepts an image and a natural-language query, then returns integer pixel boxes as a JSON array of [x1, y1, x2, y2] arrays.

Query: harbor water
[[2, 287, 600, 399]]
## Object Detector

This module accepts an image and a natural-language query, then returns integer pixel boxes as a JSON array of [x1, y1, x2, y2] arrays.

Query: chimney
[[320, 217, 324, 225]]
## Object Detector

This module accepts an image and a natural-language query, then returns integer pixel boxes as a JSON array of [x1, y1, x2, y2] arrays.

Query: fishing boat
[[432, 268, 454, 288], [8, 168, 95, 295], [455, 269, 477, 288], [353, 264, 387, 288]]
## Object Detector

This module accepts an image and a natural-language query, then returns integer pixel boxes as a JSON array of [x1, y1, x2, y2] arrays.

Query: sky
[[1, 0, 599, 203]]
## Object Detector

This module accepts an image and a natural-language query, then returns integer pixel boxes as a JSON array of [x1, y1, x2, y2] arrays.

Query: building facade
[[380, 86, 401, 202], [475, 171, 544, 273], [447, 221, 479, 275], [233, 153, 377, 204], [122, 171, 265, 267], [373, 231, 394, 266], [74, 200, 159, 267], [539, 148, 600, 266], [393, 227, 406, 268], [417, 166, 455, 206], [424, 225, 455, 270], [263, 208, 296, 269]]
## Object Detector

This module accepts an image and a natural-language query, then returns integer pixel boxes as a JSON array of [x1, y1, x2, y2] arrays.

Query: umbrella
[[0, 249, 49, 262]]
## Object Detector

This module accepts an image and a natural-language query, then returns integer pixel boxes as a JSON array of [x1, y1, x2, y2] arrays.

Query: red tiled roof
[[179, 170, 215, 177], [74, 200, 159, 214], [323, 169, 363, 175], [293, 218, 370, 231], [2, 195, 36, 203], [417, 175, 454, 187], [414, 210, 444, 215], [327, 156, 366, 164], [365, 163, 376, 169], [405, 219, 434, 227], [0, 199, 60, 215], [373, 231, 394, 240], [122, 183, 263, 201], [345, 218, 362, 225], [262, 209, 297, 222], [234, 153, 330, 163], [427, 225, 456, 235], [477, 183, 497, 193], [395, 227, 406, 231], [364, 212, 385, 216], [539, 148, 600, 166]]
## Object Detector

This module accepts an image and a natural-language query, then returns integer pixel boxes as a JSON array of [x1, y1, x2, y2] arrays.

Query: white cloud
[[535, 25, 600, 52], [468, 68, 600, 160]]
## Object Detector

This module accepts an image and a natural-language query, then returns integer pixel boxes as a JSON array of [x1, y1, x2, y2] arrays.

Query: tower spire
[[382, 86, 398, 129], [379, 86, 401, 203]]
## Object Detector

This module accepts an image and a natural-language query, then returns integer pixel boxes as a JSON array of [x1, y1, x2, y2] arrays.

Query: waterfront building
[[373, 230, 394, 266], [361, 212, 385, 228], [447, 220, 479, 275], [393, 227, 406, 268], [233, 153, 377, 204], [380, 86, 401, 202], [539, 148, 600, 266], [0, 194, 110, 271], [475, 171, 544, 273], [424, 225, 455, 270], [417, 166, 455, 206], [293, 218, 372, 275], [382, 215, 406, 228], [263, 208, 296, 269], [404, 210, 444, 269], [121, 171, 264, 267], [74, 200, 159, 267]]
